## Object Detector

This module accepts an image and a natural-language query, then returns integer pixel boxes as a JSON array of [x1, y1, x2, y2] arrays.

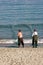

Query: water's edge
[[0, 39, 43, 44]]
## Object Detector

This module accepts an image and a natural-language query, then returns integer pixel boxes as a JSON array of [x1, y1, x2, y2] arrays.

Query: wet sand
[[0, 48, 43, 65]]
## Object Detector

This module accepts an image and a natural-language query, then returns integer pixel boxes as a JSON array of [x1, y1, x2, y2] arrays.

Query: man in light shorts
[[32, 29, 38, 48]]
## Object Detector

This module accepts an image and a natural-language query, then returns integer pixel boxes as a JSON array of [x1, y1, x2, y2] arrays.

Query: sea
[[0, 0, 43, 39]]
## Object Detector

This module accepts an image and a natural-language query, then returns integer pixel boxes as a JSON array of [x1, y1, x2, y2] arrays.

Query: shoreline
[[0, 39, 43, 44], [0, 39, 43, 48]]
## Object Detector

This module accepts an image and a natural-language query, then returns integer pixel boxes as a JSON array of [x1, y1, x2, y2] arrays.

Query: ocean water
[[0, 0, 43, 39]]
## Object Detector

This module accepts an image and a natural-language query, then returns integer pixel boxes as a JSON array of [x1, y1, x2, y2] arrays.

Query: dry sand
[[0, 48, 43, 65]]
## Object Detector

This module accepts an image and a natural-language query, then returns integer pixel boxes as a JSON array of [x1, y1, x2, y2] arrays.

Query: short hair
[[34, 29, 36, 31], [18, 29, 21, 32]]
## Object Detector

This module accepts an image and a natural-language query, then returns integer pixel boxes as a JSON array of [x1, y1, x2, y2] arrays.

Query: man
[[17, 30, 24, 47], [32, 29, 38, 48]]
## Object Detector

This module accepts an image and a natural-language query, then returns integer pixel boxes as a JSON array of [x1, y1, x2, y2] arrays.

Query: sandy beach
[[0, 48, 43, 65]]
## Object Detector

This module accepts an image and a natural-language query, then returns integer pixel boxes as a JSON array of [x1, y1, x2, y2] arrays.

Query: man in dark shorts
[[17, 30, 24, 47]]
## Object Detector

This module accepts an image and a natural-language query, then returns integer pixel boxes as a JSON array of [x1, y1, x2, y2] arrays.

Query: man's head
[[18, 29, 21, 32], [34, 29, 36, 31]]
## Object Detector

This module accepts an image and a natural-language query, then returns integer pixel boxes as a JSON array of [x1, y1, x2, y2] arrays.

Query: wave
[[0, 24, 43, 39]]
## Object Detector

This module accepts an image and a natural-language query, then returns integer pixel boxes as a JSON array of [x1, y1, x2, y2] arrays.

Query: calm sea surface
[[0, 0, 43, 39]]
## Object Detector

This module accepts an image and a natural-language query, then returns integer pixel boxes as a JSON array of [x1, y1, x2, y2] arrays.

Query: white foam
[[0, 39, 43, 44]]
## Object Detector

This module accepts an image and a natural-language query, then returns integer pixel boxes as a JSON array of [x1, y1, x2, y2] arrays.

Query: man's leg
[[18, 38, 20, 47], [32, 38, 34, 47], [21, 38, 24, 47], [35, 40, 37, 48]]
